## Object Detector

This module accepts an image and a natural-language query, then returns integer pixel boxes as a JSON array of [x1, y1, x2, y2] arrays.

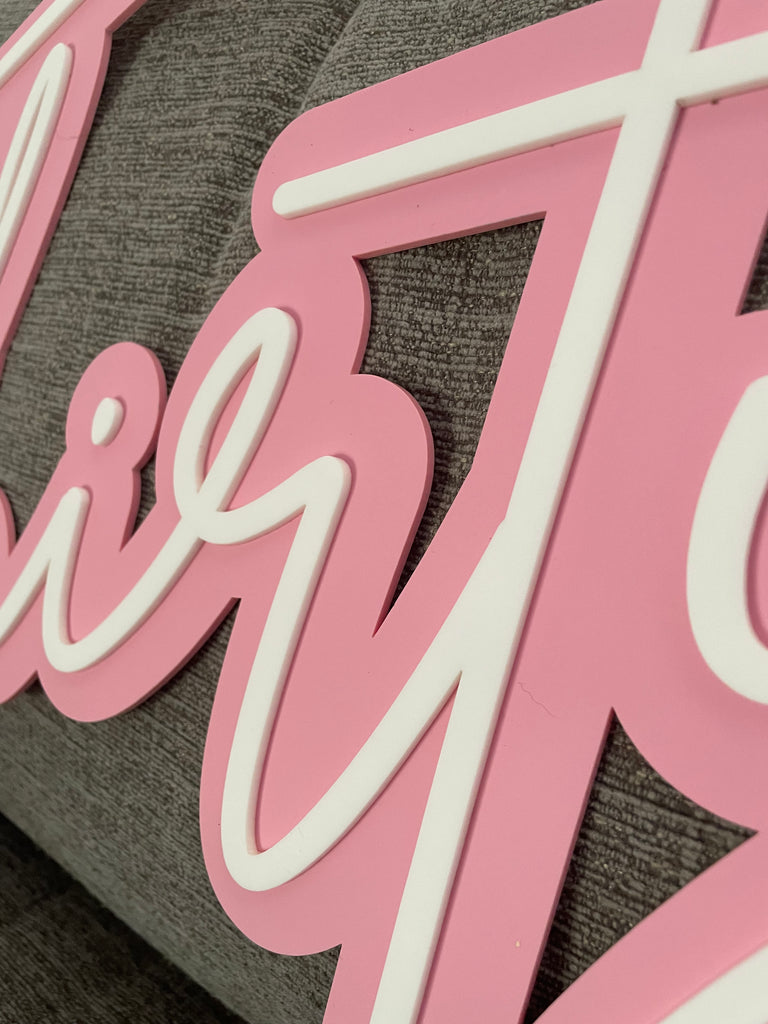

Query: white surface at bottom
[[658, 945, 768, 1024]]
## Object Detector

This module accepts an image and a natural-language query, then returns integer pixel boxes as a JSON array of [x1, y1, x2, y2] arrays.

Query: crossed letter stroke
[[220, 3, 768, 1022], [3, 2, 768, 1023]]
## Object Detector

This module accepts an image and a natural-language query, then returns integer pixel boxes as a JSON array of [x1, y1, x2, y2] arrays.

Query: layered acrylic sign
[[0, 0, 146, 373], [2, 0, 768, 1022]]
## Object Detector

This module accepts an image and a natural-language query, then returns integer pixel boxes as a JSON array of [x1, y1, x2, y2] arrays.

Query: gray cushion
[[0, 812, 245, 1024], [0, 1, 755, 1022]]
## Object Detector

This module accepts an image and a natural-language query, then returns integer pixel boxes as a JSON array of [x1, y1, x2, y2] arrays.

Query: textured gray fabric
[[360, 228, 753, 1017], [0, 812, 244, 1023], [525, 721, 750, 1019], [362, 225, 542, 593], [0, 1, 759, 1022]]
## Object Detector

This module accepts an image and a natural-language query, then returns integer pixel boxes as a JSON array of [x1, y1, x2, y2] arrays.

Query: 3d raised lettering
[[2, 1, 768, 1023]]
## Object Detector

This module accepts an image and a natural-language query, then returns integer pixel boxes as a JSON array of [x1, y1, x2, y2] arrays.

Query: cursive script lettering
[[3, 2, 768, 1023]]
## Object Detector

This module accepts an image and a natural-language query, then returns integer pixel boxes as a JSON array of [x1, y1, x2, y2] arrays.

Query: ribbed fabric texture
[[0, 1, 760, 1023], [0, 812, 243, 1023]]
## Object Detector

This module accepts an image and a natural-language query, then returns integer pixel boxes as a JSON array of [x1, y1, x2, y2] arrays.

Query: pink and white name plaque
[[2, 1, 768, 1022]]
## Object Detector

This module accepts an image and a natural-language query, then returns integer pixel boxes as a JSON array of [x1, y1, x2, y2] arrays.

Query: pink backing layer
[[1, 2, 767, 1022]]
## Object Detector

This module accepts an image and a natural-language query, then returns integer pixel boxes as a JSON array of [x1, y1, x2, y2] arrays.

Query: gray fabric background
[[0, 812, 243, 1023], [0, 1, 761, 1021]]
